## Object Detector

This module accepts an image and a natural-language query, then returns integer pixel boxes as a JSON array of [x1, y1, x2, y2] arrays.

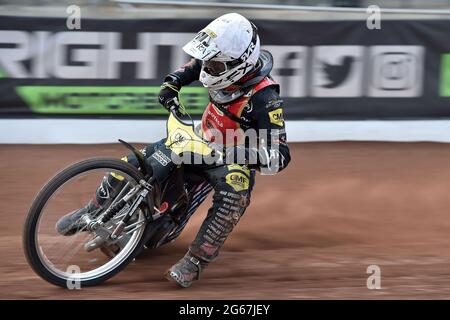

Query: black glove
[[158, 80, 181, 111]]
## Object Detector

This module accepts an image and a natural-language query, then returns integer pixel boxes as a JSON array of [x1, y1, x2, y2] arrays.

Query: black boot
[[55, 200, 100, 236], [55, 174, 125, 236]]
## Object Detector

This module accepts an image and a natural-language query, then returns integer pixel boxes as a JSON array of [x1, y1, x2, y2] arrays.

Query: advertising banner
[[1, 16, 450, 119]]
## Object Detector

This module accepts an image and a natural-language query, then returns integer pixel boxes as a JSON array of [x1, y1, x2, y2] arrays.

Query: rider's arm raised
[[165, 59, 202, 87], [159, 59, 202, 110]]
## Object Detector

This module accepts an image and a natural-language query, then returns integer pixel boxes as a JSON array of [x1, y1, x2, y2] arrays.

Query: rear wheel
[[23, 158, 151, 288]]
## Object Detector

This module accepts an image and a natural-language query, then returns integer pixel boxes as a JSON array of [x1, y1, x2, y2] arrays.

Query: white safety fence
[[1, 119, 450, 144]]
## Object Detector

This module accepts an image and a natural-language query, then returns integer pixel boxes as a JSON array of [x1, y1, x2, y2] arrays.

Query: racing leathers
[[160, 50, 291, 280]]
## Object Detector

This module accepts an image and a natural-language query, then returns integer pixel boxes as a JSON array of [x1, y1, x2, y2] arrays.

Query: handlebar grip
[[166, 97, 180, 109]]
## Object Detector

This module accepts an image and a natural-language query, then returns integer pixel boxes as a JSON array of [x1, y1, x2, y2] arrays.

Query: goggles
[[203, 60, 230, 76]]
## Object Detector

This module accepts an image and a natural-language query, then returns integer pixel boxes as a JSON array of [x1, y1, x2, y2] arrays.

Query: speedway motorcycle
[[23, 105, 223, 288]]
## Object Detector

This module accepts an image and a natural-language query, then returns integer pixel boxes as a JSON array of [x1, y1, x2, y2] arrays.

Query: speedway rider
[[56, 13, 291, 288]]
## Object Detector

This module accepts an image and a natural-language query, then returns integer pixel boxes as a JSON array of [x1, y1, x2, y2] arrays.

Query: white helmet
[[182, 13, 261, 90]]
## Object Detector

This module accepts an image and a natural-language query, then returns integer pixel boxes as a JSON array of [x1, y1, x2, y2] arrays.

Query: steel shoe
[[164, 253, 206, 288]]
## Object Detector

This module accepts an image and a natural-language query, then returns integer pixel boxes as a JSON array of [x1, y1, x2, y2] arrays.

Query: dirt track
[[2, 142, 450, 299]]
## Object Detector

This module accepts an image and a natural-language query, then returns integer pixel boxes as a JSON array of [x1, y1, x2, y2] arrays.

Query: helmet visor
[[182, 31, 221, 61]]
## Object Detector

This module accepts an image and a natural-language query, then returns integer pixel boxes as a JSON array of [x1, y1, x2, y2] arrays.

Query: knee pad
[[224, 165, 251, 194]]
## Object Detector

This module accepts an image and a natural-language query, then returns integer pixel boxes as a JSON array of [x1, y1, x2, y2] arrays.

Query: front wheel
[[23, 157, 151, 288]]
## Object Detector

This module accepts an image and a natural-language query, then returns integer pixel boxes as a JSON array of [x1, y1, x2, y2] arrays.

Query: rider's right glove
[[158, 78, 181, 111]]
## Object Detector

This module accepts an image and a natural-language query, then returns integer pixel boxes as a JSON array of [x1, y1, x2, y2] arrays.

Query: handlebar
[[168, 101, 193, 127]]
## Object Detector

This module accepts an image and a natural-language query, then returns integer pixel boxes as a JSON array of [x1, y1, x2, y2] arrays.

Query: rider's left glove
[[158, 79, 181, 111]]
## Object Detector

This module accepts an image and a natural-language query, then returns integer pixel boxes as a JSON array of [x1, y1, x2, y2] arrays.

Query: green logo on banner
[[440, 54, 450, 97], [15, 86, 209, 115], [0, 66, 7, 78]]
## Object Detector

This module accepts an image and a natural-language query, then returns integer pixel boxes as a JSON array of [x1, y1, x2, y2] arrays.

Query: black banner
[[0, 299, 439, 318], [1, 16, 450, 119]]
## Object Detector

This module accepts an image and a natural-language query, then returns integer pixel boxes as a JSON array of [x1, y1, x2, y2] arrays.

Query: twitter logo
[[312, 46, 364, 97], [320, 56, 355, 88]]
